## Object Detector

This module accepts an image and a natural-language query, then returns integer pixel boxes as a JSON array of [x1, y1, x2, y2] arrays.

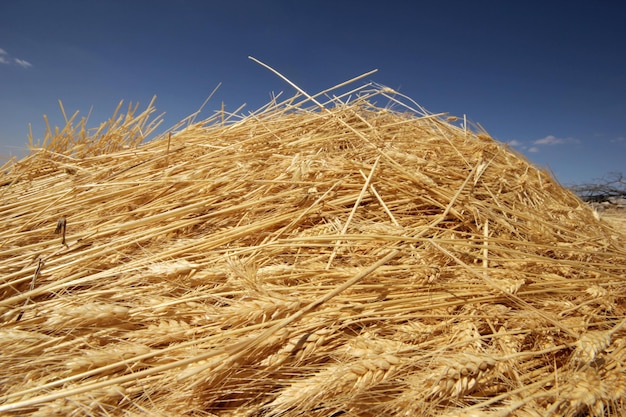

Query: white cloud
[[0, 48, 33, 68], [534, 135, 565, 145], [505, 136, 580, 154], [0, 48, 9, 64], [533, 135, 580, 147], [14, 58, 32, 68]]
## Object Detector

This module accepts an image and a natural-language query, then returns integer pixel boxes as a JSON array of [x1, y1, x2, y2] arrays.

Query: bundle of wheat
[[1, 71, 625, 416]]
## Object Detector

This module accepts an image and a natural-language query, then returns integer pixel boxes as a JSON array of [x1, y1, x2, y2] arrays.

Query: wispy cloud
[[506, 135, 579, 153], [534, 135, 565, 145], [533, 135, 579, 146], [14, 58, 32, 68], [512, 135, 581, 153], [0, 48, 33, 68], [610, 136, 625, 144]]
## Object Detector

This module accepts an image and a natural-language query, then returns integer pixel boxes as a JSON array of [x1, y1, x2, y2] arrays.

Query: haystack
[[1, 73, 625, 417]]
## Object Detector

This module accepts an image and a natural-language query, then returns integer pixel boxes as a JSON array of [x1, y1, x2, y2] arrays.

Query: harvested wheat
[[0, 68, 625, 416]]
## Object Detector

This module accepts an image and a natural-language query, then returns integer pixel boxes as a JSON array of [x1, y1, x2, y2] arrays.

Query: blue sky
[[1, 0, 624, 186]]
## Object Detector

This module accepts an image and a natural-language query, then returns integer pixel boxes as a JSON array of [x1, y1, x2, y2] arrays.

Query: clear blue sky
[[1, 0, 624, 185]]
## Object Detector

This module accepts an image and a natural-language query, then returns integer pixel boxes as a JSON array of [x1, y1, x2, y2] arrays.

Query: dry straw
[[1, 61, 625, 416]]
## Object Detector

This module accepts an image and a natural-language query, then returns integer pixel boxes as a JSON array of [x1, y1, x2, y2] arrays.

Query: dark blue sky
[[1, 0, 624, 185]]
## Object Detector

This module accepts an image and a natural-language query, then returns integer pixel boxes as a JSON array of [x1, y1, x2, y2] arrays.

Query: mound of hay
[[1, 81, 625, 417]]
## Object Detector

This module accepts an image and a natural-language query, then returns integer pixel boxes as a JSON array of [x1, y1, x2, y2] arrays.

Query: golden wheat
[[548, 369, 608, 416], [573, 330, 613, 365], [428, 353, 497, 399], [0, 69, 624, 416]]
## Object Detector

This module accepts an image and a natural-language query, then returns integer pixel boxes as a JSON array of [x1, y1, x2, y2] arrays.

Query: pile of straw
[[1, 76, 625, 416]]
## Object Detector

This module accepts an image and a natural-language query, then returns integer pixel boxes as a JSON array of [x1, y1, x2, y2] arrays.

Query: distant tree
[[570, 172, 626, 203]]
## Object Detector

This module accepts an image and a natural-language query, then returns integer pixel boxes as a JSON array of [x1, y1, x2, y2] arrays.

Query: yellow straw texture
[[1, 81, 625, 416]]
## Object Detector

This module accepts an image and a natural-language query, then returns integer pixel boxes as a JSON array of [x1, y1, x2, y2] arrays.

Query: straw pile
[[1, 79, 625, 417]]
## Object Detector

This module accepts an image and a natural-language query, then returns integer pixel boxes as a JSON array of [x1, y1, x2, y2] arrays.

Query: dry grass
[[1, 73, 625, 416]]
